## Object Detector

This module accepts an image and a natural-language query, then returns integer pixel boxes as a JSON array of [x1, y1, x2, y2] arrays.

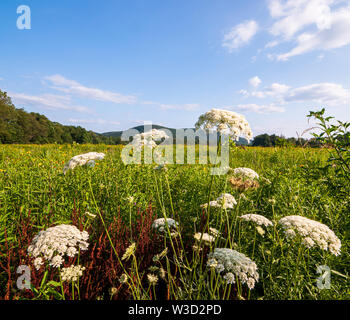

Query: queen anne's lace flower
[[240, 214, 273, 227], [152, 218, 178, 237], [194, 232, 216, 245], [121, 243, 136, 261], [132, 129, 169, 149], [207, 248, 259, 289], [232, 167, 259, 180], [27, 224, 89, 269], [195, 108, 253, 142], [278, 215, 341, 256], [63, 152, 105, 174], [202, 193, 237, 209], [60, 265, 86, 282]]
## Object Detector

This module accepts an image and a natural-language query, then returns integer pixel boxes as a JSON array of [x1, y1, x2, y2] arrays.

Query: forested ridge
[[0, 90, 120, 144]]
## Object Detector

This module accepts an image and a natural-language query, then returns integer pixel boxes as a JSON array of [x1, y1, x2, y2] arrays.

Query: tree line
[[251, 133, 322, 148], [0, 90, 121, 144]]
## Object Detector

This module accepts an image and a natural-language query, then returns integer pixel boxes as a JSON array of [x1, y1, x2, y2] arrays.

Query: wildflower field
[[0, 142, 349, 300]]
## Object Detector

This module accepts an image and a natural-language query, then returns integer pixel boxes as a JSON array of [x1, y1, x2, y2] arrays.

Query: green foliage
[[307, 109, 350, 197], [0, 90, 120, 145]]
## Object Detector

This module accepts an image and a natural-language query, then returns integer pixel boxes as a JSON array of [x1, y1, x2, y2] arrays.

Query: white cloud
[[268, 0, 333, 39], [142, 100, 200, 111], [242, 82, 291, 99], [44, 74, 137, 104], [240, 79, 350, 108], [249, 76, 262, 88], [284, 82, 350, 106], [266, 0, 350, 60], [237, 103, 286, 113], [265, 40, 279, 48], [10, 93, 91, 113], [68, 118, 120, 125], [0, 77, 3, 81], [223, 20, 258, 51]]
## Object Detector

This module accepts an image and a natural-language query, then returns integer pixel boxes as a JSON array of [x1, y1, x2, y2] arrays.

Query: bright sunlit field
[[0, 144, 349, 300]]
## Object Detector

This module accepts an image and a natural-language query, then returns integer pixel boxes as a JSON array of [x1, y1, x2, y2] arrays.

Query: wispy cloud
[[223, 20, 259, 51], [44, 74, 137, 104], [249, 76, 262, 88], [284, 82, 350, 106], [239, 78, 350, 108], [266, 0, 350, 60], [9, 93, 91, 113], [236, 103, 285, 113], [67, 118, 120, 125], [142, 100, 200, 111]]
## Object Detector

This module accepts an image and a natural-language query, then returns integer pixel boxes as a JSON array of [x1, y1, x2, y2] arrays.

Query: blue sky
[[1, 0, 350, 137]]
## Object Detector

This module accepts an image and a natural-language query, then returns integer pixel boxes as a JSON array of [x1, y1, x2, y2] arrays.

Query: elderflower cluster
[[63, 152, 105, 174], [202, 193, 237, 209], [207, 248, 259, 289], [232, 167, 259, 180], [152, 218, 179, 237], [27, 224, 89, 270], [240, 214, 273, 227], [60, 265, 86, 282], [278, 215, 341, 256], [132, 129, 169, 149], [195, 108, 253, 142]]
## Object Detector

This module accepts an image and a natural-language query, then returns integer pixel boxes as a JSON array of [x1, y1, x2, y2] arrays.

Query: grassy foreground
[[0, 144, 349, 300]]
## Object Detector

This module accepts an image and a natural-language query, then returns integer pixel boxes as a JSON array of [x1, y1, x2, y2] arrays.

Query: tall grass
[[0, 144, 349, 300]]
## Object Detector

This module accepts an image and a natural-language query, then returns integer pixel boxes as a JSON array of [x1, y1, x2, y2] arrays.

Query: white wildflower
[[207, 248, 259, 289], [121, 243, 136, 261], [195, 108, 253, 142], [232, 167, 259, 180], [147, 273, 159, 285], [278, 215, 341, 256], [194, 232, 216, 245], [240, 214, 273, 227], [63, 152, 105, 174], [223, 272, 236, 285], [202, 193, 237, 209], [209, 227, 220, 237], [33, 257, 44, 270], [152, 218, 178, 236], [132, 129, 169, 150], [60, 265, 86, 282], [27, 224, 89, 268], [50, 255, 64, 268]]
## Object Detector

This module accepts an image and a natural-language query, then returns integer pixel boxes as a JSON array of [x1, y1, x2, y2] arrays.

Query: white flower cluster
[[278, 215, 341, 256], [60, 265, 86, 282], [202, 193, 237, 209], [63, 152, 105, 174], [152, 218, 178, 234], [195, 108, 253, 142], [207, 248, 259, 289], [240, 214, 273, 227], [194, 232, 216, 245], [28, 224, 89, 270], [132, 129, 169, 149], [232, 167, 259, 180]]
